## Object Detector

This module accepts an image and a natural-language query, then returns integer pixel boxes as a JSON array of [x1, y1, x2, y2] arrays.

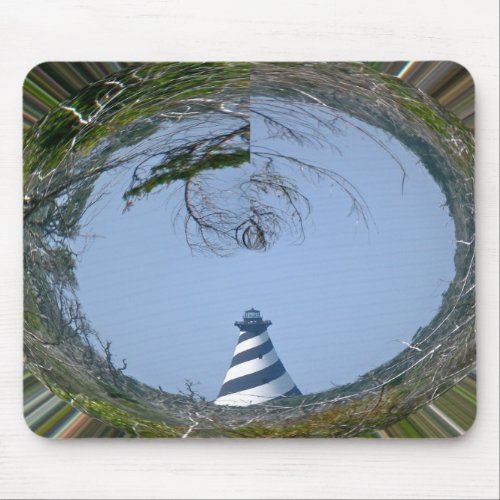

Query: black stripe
[[230, 339, 274, 367], [281, 385, 302, 397], [217, 360, 286, 397], [237, 329, 266, 344]]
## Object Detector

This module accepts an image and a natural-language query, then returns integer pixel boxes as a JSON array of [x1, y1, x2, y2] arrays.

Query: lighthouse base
[[214, 373, 301, 407]]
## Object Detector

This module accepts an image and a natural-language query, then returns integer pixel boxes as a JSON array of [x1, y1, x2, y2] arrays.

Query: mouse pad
[[23, 62, 475, 438]]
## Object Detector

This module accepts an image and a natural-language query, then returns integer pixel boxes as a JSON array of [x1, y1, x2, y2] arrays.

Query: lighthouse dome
[[243, 308, 262, 320]]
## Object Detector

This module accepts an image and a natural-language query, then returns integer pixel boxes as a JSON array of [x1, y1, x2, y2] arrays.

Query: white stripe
[[222, 349, 278, 382], [214, 372, 296, 406], [233, 331, 269, 355]]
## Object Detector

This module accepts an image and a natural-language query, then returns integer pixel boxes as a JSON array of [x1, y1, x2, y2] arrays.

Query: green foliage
[[24, 62, 251, 179], [124, 149, 250, 200]]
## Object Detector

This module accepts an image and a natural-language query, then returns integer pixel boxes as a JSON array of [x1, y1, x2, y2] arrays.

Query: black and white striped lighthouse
[[214, 308, 301, 406]]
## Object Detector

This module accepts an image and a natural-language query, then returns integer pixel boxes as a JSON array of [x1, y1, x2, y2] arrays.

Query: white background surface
[[0, 0, 498, 498]]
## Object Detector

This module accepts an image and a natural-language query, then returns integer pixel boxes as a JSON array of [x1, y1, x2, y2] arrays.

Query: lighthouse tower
[[214, 308, 301, 406]]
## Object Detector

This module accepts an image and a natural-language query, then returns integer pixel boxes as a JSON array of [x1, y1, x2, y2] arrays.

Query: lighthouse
[[214, 308, 301, 406]]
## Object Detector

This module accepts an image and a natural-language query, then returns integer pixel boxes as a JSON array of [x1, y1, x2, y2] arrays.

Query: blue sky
[[74, 110, 456, 400]]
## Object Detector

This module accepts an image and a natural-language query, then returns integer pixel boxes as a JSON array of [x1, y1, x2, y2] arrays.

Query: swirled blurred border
[[23, 61, 476, 438]]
